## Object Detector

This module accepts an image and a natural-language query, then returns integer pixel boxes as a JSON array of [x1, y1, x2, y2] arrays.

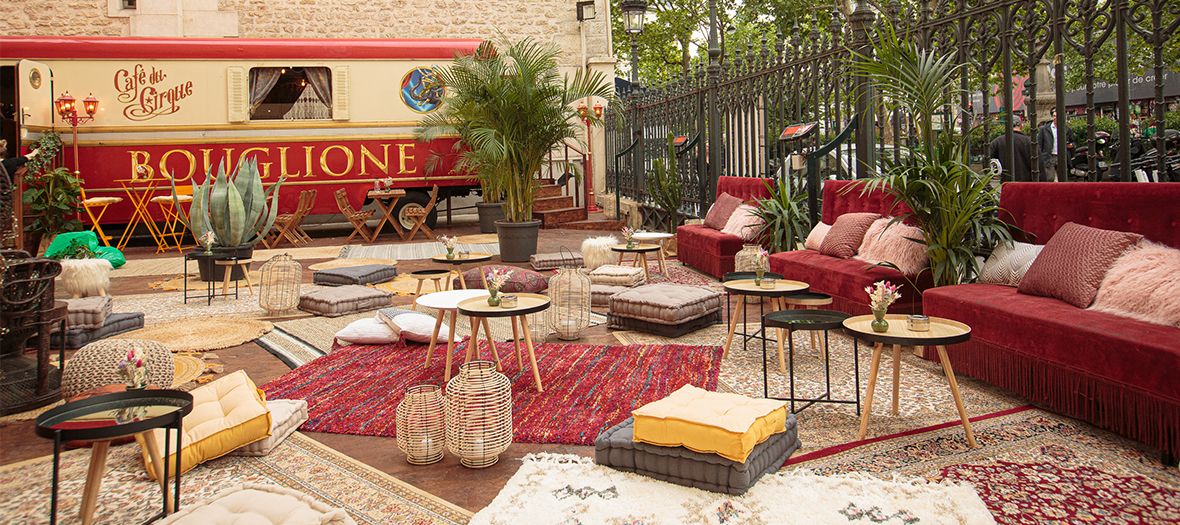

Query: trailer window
[[249, 67, 331, 120]]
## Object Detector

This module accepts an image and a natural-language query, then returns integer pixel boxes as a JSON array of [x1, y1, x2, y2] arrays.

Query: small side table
[[410, 269, 451, 310], [631, 232, 674, 273], [35, 389, 194, 525], [216, 258, 254, 296], [610, 244, 662, 280], [431, 252, 493, 290], [762, 309, 857, 414], [458, 293, 551, 393], [183, 251, 240, 305], [842, 314, 977, 448], [417, 289, 491, 381], [721, 278, 808, 357], [366, 189, 407, 241], [783, 292, 834, 358]]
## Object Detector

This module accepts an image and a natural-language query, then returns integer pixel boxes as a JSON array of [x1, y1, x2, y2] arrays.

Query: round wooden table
[[631, 232, 674, 274], [458, 293, 551, 393], [417, 289, 491, 382], [610, 244, 662, 280], [842, 314, 977, 448], [720, 278, 808, 357], [430, 252, 493, 290]]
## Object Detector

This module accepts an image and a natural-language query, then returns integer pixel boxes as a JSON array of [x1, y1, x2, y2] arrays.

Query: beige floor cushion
[[608, 283, 722, 325], [591, 284, 631, 308], [136, 370, 272, 480], [157, 483, 356, 525], [588, 264, 645, 287], [632, 384, 789, 463], [298, 285, 393, 317], [530, 251, 583, 271], [230, 399, 308, 457], [64, 295, 112, 330]]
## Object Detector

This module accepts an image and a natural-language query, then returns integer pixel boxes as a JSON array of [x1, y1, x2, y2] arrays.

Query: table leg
[[413, 280, 425, 310], [477, 264, 488, 289], [467, 315, 480, 363], [482, 318, 502, 371], [723, 297, 746, 358], [510, 315, 523, 369], [640, 252, 650, 280], [458, 266, 468, 289], [519, 315, 544, 393], [807, 306, 821, 356], [388, 196, 407, 241], [657, 241, 667, 274], [221, 265, 233, 296], [79, 440, 111, 525], [858, 343, 886, 441], [776, 313, 787, 374], [240, 263, 254, 295], [936, 345, 978, 448], [424, 312, 444, 367], [617, 252, 625, 265], [444, 310, 458, 381], [142, 431, 174, 513], [892, 344, 901, 415]]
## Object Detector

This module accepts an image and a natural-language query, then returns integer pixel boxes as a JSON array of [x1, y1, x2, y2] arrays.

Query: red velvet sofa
[[922, 182, 1180, 456], [676, 176, 772, 279], [768, 180, 933, 316]]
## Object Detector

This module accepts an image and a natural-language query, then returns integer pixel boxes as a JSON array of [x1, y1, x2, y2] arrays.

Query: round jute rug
[[307, 257, 398, 271], [455, 233, 499, 244], [120, 317, 274, 352]]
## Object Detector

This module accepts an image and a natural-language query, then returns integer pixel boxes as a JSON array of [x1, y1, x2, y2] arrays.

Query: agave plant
[[172, 158, 283, 248], [646, 133, 682, 232]]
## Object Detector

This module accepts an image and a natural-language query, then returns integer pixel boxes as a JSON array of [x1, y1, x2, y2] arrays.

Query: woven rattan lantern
[[445, 360, 512, 468], [258, 254, 302, 313], [548, 266, 591, 340], [395, 383, 446, 465]]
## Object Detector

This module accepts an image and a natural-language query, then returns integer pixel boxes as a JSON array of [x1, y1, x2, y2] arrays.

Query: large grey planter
[[495, 220, 541, 262], [477, 202, 505, 234]]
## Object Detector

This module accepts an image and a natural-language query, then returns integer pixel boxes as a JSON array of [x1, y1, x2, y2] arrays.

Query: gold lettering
[[129, 151, 154, 179], [239, 147, 271, 179], [320, 145, 354, 177], [259, 162, 273, 179], [159, 149, 197, 182], [222, 148, 236, 173], [303, 146, 316, 178], [397, 143, 417, 174], [200, 148, 215, 176], [359, 144, 390, 176], [278, 147, 301, 178]]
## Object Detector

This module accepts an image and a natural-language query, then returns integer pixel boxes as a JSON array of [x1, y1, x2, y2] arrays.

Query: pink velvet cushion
[[803, 222, 831, 251], [1088, 241, 1180, 326], [818, 212, 879, 259], [854, 218, 928, 276], [704, 192, 744, 230], [720, 204, 765, 242], [1018, 222, 1143, 308]]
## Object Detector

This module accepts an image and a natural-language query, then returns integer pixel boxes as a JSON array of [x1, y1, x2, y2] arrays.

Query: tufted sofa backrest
[[999, 182, 1180, 248]]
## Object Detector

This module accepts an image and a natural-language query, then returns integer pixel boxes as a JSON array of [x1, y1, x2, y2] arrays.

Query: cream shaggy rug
[[471, 454, 996, 525]]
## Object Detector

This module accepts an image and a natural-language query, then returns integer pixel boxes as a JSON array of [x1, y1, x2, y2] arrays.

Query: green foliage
[[22, 131, 84, 238], [645, 133, 682, 231], [849, 22, 1015, 288], [416, 37, 616, 222], [1066, 116, 1118, 145], [177, 157, 283, 248], [49, 238, 96, 260], [1165, 111, 1180, 132], [751, 177, 811, 253]]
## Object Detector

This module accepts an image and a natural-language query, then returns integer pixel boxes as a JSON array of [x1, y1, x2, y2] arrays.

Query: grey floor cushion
[[607, 310, 721, 337], [312, 264, 398, 286], [65, 296, 112, 330], [299, 285, 393, 317], [594, 415, 800, 495], [530, 251, 583, 271], [50, 312, 145, 350]]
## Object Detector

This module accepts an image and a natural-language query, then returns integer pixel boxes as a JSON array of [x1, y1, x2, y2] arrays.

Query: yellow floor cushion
[[136, 370, 272, 480], [631, 384, 788, 463]]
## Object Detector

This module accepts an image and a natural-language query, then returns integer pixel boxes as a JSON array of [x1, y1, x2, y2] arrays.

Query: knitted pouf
[[62, 339, 175, 398]]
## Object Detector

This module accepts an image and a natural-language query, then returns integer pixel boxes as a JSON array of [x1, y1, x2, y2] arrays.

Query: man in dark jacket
[[987, 130, 1033, 182], [1037, 108, 1071, 182]]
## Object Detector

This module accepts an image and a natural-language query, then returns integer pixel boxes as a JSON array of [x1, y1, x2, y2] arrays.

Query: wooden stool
[[216, 258, 254, 296], [783, 292, 833, 358], [410, 270, 451, 310]]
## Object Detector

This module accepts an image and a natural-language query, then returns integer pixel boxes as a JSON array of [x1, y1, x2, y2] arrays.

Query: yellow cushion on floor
[[631, 384, 788, 463], [136, 370, 272, 480]]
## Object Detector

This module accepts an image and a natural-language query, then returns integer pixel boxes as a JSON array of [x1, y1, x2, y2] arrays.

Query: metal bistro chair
[[80, 187, 124, 248], [150, 182, 194, 252], [264, 189, 316, 249], [334, 188, 375, 244], [403, 185, 439, 242]]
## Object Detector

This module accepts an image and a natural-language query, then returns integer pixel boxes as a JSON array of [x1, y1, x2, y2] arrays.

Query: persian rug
[[340, 241, 500, 260], [120, 317, 273, 352], [0, 432, 471, 525], [789, 407, 1180, 524], [261, 341, 723, 445], [470, 453, 995, 525]]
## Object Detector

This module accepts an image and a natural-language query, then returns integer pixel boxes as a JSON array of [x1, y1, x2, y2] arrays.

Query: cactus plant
[[646, 133, 682, 232], [172, 157, 284, 248]]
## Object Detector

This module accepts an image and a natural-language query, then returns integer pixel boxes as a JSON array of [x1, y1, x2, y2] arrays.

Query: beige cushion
[[609, 284, 722, 324], [136, 370, 272, 480], [854, 218, 929, 276], [334, 316, 399, 345], [720, 204, 765, 242], [149, 194, 193, 203], [84, 196, 123, 206], [382, 311, 449, 343], [530, 251, 583, 271], [230, 399, 308, 457], [979, 240, 1044, 286], [803, 222, 831, 251], [591, 284, 631, 308], [65, 295, 112, 330], [588, 264, 645, 287], [298, 285, 392, 317], [156, 483, 356, 525], [631, 384, 789, 463]]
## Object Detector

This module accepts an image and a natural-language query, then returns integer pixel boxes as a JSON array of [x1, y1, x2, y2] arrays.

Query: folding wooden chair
[[80, 187, 123, 248], [334, 188, 375, 244], [150, 182, 193, 252], [264, 189, 316, 249], [403, 185, 439, 242]]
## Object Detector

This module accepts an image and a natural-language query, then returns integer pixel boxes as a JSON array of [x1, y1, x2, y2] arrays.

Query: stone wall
[[1, 1, 129, 37]]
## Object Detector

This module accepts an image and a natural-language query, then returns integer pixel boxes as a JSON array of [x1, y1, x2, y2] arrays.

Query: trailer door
[[17, 60, 54, 133]]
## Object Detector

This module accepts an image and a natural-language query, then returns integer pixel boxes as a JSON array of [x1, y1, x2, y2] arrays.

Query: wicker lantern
[[395, 383, 446, 465], [734, 244, 765, 304], [258, 254, 302, 313], [445, 361, 512, 468], [548, 266, 591, 340]]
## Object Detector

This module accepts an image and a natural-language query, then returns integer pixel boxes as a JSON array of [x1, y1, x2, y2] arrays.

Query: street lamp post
[[577, 101, 604, 213], [54, 91, 99, 177], [619, 0, 647, 221]]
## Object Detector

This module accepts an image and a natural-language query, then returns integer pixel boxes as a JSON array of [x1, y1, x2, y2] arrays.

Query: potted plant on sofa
[[172, 157, 284, 281], [416, 37, 616, 261], [849, 22, 1014, 287]]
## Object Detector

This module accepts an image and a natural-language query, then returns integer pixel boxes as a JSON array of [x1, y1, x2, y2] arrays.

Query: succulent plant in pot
[[172, 157, 284, 281]]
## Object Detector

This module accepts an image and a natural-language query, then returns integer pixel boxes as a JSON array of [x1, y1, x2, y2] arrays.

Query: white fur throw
[[582, 235, 619, 271], [58, 258, 113, 298]]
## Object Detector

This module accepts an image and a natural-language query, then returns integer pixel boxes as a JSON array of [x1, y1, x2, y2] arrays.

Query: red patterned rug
[[261, 340, 723, 445]]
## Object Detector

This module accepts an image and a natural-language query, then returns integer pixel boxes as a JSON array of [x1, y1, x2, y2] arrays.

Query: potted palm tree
[[416, 37, 616, 261]]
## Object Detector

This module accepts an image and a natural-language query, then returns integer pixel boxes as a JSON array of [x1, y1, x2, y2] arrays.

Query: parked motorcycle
[[1068, 131, 1112, 181]]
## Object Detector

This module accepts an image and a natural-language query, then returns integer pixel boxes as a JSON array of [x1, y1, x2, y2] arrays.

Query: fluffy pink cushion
[[1088, 240, 1180, 326], [720, 204, 765, 242], [854, 218, 928, 275], [804, 222, 831, 251]]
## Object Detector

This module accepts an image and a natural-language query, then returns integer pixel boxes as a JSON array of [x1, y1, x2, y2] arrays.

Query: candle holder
[[907, 315, 930, 332], [500, 295, 518, 308], [759, 278, 776, 289]]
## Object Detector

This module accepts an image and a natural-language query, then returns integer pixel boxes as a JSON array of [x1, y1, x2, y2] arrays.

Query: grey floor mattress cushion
[[312, 264, 398, 286], [594, 414, 800, 495], [50, 312, 146, 350]]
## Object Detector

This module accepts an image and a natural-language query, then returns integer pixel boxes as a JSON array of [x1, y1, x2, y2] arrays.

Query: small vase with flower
[[621, 227, 635, 249], [439, 235, 458, 259], [865, 280, 902, 332], [116, 347, 149, 390], [485, 267, 510, 306]]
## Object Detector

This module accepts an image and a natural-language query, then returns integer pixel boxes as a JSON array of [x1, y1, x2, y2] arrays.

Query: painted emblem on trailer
[[29, 68, 41, 89], [400, 67, 442, 113]]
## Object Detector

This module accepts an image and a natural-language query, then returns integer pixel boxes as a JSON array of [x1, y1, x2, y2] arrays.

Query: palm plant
[[751, 176, 811, 253], [848, 22, 1014, 287], [416, 37, 617, 222]]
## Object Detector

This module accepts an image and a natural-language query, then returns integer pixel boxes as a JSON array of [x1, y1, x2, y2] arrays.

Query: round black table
[[431, 252, 493, 290], [720, 278, 808, 358], [457, 293, 551, 393], [610, 244, 662, 280], [762, 309, 857, 414], [36, 389, 194, 525]]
